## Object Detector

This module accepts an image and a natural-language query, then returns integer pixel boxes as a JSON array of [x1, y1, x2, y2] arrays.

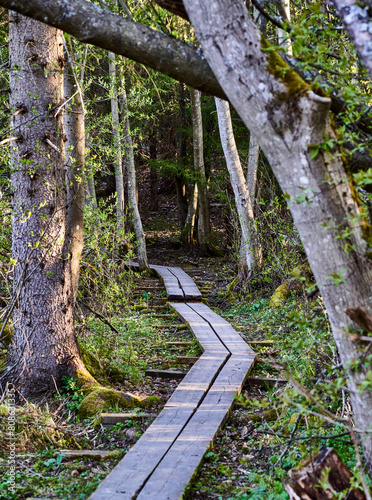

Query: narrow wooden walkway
[[89, 265, 255, 500]]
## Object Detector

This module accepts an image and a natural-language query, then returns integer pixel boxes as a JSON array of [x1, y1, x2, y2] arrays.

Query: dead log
[[284, 447, 366, 499]]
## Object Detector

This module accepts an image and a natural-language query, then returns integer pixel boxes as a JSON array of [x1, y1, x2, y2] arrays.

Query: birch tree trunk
[[215, 97, 256, 278], [190, 87, 211, 252], [85, 133, 97, 208], [183, 0, 372, 474], [277, 0, 292, 55], [64, 59, 85, 303], [120, 74, 148, 271], [2, 14, 90, 398], [109, 51, 125, 232]]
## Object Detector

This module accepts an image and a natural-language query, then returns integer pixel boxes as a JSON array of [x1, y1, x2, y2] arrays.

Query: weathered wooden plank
[[150, 265, 184, 300], [101, 413, 154, 425], [176, 356, 199, 364], [188, 302, 255, 356], [137, 354, 255, 499], [167, 267, 202, 300], [170, 302, 225, 353], [89, 353, 228, 500], [60, 450, 112, 460], [145, 369, 186, 380]]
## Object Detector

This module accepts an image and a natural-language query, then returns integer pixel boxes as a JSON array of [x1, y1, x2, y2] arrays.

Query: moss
[[78, 387, 161, 419], [77, 340, 106, 382], [0, 323, 13, 347], [269, 280, 290, 308], [75, 368, 100, 394], [260, 34, 310, 95]]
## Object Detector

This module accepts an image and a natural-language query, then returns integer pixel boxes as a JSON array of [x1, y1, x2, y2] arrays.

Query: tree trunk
[[183, 0, 372, 475], [246, 133, 263, 268], [190, 87, 211, 252], [149, 131, 159, 212], [120, 73, 148, 271], [183, 184, 198, 245], [277, 0, 292, 55], [64, 56, 85, 303], [215, 97, 256, 278], [109, 51, 125, 232], [1, 14, 90, 398], [176, 82, 188, 225]]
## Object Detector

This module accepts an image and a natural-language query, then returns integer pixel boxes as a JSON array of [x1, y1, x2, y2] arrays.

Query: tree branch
[[0, 0, 226, 99]]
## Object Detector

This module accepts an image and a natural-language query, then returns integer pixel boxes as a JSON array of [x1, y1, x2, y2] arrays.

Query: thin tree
[[109, 51, 125, 232], [215, 97, 256, 279], [190, 87, 211, 252], [64, 46, 85, 302], [120, 71, 148, 271]]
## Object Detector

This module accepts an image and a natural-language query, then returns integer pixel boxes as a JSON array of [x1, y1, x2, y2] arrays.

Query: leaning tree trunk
[[215, 97, 256, 279], [1, 14, 91, 398], [190, 87, 211, 252], [64, 55, 85, 303], [120, 73, 148, 271], [184, 0, 372, 475], [109, 51, 125, 233]]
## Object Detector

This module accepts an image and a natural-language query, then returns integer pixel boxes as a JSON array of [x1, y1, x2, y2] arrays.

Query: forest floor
[[0, 175, 362, 499]]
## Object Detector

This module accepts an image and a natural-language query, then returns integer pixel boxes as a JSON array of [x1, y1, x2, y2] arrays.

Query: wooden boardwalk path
[[89, 265, 255, 500]]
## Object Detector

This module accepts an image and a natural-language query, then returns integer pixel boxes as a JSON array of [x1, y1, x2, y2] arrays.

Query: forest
[[0, 0, 372, 498]]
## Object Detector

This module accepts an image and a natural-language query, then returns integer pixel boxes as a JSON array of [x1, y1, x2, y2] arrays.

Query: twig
[[45, 138, 61, 154], [78, 300, 120, 334], [53, 91, 79, 117], [0, 137, 19, 147]]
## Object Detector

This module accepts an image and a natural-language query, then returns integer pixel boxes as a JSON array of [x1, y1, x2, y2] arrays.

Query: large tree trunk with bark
[[183, 0, 372, 475], [120, 73, 148, 271], [183, 184, 198, 245], [109, 51, 125, 232], [64, 56, 85, 303], [1, 14, 89, 398], [215, 97, 256, 279], [190, 88, 211, 253]]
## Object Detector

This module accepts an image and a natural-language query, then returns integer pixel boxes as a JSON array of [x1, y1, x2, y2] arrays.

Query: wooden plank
[[165, 341, 193, 346], [167, 267, 202, 300], [150, 265, 184, 300], [60, 450, 112, 460], [176, 356, 198, 364], [137, 354, 255, 500], [188, 302, 255, 356], [89, 354, 228, 500], [145, 369, 186, 380], [170, 302, 226, 353], [101, 413, 154, 425]]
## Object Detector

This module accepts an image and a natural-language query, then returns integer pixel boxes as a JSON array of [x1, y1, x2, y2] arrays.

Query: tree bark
[[176, 82, 188, 225], [332, 0, 372, 80], [149, 132, 159, 212], [64, 56, 85, 303], [215, 97, 256, 277], [120, 73, 149, 271], [2, 13, 89, 398], [190, 88, 211, 253], [183, 183, 198, 245], [183, 0, 372, 475], [109, 51, 125, 232], [0, 0, 225, 100]]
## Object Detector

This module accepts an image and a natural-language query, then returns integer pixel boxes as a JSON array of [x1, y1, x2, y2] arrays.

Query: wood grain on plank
[[89, 354, 228, 500], [188, 302, 255, 355], [137, 355, 255, 500], [168, 266, 202, 299]]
